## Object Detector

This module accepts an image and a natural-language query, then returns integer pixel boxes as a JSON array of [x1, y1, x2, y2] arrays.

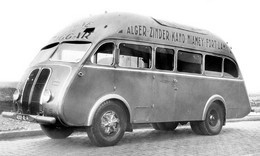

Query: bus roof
[[49, 12, 234, 58]]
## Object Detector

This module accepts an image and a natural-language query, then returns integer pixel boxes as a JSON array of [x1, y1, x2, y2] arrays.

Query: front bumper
[[1, 112, 56, 125]]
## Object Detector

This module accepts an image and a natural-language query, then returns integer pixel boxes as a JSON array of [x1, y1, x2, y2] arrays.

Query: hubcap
[[101, 111, 120, 135], [209, 110, 218, 126]]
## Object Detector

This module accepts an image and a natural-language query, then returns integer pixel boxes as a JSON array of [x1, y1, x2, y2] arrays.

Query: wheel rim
[[101, 111, 120, 136], [208, 109, 219, 127]]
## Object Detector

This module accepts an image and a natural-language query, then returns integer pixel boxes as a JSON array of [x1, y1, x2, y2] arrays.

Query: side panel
[[173, 74, 250, 121], [61, 65, 114, 126], [151, 72, 178, 122], [61, 67, 250, 126], [114, 68, 153, 123]]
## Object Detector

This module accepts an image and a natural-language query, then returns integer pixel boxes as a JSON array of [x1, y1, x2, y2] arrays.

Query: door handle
[[172, 79, 178, 91]]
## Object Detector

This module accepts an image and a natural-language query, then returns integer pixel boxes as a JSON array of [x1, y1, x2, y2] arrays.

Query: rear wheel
[[151, 123, 160, 130], [40, 124, 73, 139], [156, 122, 179, 131], [190, 121, 203, 135], [87, 100, 127, 147], [191, 102, 224, 135]]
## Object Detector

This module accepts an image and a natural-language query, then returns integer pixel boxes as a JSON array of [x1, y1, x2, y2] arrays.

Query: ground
[[0, 116, 40, 132], [1, 121, 260, 156]]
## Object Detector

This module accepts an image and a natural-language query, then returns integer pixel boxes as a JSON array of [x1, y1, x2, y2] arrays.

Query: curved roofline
[[48, 12, 234, 59]]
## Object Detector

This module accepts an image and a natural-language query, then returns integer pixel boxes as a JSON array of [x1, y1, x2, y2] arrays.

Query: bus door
[[115, 42, 153, 123], [152, 47, 177, 122], [173, 50, 204, 121]]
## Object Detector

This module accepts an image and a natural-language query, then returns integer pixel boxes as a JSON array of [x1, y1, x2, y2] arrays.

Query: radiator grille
[[21, 68, 50, 115]]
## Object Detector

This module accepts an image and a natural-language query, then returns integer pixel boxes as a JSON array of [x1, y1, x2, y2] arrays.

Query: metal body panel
[[61, 65, 115, 125], [202, 95, 226, 120], [172, 73, 250, 121], [87, 93, 131, 126], [114, 67, 153, 123]]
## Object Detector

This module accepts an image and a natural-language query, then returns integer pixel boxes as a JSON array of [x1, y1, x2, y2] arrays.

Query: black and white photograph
[[0, 0, 259, 155]]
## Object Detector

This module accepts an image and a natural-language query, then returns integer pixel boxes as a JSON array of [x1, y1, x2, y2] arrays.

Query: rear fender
[[202, 95, 226, 123]]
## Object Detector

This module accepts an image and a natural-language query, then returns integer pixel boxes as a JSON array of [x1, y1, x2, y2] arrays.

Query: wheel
[[157, 122, 178, 131], [40, 124, 73, 139], [87, 100, 127, 147], [190, 121, 203, 135], [197, 102, 224, 135], [151, 123, 160, 130]]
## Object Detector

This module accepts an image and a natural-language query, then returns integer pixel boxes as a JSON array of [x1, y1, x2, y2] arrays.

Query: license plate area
[[16, 114, 31, 121]]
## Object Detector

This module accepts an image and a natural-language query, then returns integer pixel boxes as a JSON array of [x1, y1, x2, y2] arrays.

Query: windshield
[[50, 41, 91, 63], [30, 41, 91, 66], [30, 43, 59, 66]]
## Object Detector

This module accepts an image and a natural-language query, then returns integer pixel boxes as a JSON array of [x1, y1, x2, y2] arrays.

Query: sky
[[0, 0, 259, 94]]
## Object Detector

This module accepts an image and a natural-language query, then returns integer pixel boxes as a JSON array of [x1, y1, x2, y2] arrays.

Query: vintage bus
[[2, 13, 251, 146]]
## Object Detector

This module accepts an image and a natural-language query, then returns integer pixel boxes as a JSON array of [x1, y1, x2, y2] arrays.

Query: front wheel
[[40, 124, 73, 139], [87, 100, 127, 147]]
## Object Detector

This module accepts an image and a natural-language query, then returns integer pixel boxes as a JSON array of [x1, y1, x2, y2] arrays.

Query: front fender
[[86, 94, 131, 126]]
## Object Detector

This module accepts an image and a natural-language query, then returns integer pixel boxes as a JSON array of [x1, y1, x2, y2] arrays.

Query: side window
[[205, 55, 222, 77], [155, 47, 174, 71], [91, 42, 114, 65], [224, 58, 239, 78], [119, 43, 152, 69], [177, 51, 202, 74]]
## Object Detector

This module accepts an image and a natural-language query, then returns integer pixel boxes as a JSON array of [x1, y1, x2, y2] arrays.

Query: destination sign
[[125, 25, 227, 50]]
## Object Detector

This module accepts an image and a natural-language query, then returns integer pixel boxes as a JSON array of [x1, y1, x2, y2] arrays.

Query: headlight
[[41, 89, 52, 104], [13, 89, 21, 101]]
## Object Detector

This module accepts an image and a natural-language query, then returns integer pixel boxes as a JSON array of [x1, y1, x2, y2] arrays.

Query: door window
[[91, 42, 115, 66], [119, 43, 152, 69]]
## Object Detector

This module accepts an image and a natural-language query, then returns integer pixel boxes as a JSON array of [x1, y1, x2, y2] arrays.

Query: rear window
[[224, 58, 239, 78]]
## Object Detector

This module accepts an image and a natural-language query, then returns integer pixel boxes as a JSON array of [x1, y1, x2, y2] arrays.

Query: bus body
[[2, 13, 251, 146]]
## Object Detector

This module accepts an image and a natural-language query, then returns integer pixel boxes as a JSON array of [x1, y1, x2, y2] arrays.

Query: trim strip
[[83, 65, 244, 82]]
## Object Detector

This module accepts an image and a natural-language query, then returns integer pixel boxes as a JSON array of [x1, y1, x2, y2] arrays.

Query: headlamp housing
[[13, 89, 21, 101], [40, 89, 52, 104]]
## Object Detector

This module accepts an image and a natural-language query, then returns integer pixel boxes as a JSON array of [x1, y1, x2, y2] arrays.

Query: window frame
[[88, 40, 240, 79], [204, 54, 223, 77], [155, 46, 175, 71], [89, 41, 116, 67], [117, 41, 153, 70], [176, 49, 203, 75], [223, 57, 240, 79]]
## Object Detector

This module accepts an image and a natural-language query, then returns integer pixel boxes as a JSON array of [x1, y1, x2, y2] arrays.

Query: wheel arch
[[202, 95, 227, 125], [86, 94, 132, 128]]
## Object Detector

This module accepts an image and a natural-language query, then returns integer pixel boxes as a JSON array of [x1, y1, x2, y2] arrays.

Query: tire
[[157, 122, 179, 131], [86, 100, 127, 147], [197, 102, 224, 135], [151, 123, 160, 130], [40, 124, 73, 139], [190, 121, 203, 135]]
